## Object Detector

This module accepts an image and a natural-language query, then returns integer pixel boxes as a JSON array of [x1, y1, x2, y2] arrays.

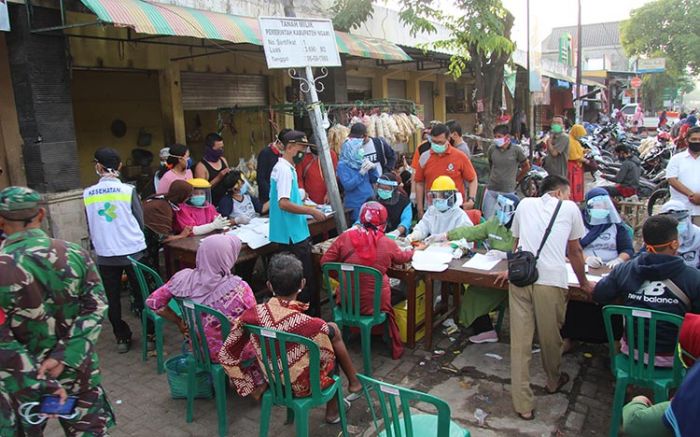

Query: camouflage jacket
[[0, 229, 108, 393]]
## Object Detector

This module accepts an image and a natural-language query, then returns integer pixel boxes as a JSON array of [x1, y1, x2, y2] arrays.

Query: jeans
[[98, 264, 153, 341], [278, 238, 320, 317]]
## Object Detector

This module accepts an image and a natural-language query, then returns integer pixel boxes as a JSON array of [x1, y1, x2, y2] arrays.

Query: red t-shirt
[[295, 151, 338, 204]]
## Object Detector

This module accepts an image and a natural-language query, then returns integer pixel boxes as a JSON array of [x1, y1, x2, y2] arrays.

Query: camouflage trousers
[[12, 385, 115, 437]]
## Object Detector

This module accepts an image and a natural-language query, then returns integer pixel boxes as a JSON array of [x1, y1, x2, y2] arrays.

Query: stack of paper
[[411, 251, 452, 272], [227, 220, 271, 249], [462, 253, 501, 271], [566, 263, 603, 285]]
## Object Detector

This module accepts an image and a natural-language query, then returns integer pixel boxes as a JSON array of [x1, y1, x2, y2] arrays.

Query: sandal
[[325, 398, 351, 424], [518, 411, 535, 421], [546, 372, 570, 394], [345, 391, 362, 402]]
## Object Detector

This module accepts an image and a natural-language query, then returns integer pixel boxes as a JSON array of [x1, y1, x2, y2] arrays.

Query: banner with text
[[258, 17, 341, 69]]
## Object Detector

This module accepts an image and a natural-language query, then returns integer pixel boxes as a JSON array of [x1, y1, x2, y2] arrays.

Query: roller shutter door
[[181, 72, 268, 110]]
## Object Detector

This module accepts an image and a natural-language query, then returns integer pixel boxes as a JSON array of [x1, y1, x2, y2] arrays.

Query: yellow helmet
[[187, 178, 211, 189], [430, 175, 456, 192]]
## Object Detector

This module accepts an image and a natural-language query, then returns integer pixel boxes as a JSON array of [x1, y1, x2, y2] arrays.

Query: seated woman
[[217, 170, 268, 225], [337, 136, 379, 222], [660, 200, 700, 268], [561, 188, 633, 349], [407, 176, 473, 243], [219, 253, 362, 423], [142, 180, 193, 268], [375, 172, 412, 238], [321, 202, 413, 360], [428, 193, 519, 344], [174, 178, 230, 235]]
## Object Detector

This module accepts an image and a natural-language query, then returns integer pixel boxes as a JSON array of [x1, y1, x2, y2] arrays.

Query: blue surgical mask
[[678, 221, 688, 235], [357, 148, 365, 160], [431, 142, 447, 154], [377, 188, 393, 200], [494, 138, 507, 148], [186, 157, 193, 169], [239, 182, 248, 195], [589, 208, 610, 220], [190, 195, 206, 207], [433, 198, 450, 212]]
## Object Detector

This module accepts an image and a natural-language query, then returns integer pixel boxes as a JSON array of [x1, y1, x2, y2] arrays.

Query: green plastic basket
[[164, 354, 214, 400]]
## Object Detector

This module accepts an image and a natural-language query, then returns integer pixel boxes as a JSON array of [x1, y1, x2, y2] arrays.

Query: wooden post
[[0, 34, 27, 187], [159, 63, 186, 145]]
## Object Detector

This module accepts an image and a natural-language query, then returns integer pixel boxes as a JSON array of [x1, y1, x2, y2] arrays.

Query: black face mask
[[689, 142, 700, 153], [309, 147, 318, 156], [293, 151, 305, 164]]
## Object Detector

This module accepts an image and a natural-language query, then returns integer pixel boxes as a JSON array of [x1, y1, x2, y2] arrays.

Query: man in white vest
[[84, 148, 150, 353]]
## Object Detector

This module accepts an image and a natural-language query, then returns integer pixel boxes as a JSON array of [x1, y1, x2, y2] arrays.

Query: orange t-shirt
[[414, 145, 476, 196]]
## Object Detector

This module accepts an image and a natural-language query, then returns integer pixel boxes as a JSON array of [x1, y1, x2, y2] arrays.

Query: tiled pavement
[[45, 295, 616, 437]]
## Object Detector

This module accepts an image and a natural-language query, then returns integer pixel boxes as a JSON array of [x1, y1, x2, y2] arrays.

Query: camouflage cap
[[0, 186, 42, 212]]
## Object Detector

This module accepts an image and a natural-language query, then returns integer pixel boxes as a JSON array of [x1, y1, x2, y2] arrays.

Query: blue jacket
[[337, 161, 378, 220], [593, 252, 700, 354]]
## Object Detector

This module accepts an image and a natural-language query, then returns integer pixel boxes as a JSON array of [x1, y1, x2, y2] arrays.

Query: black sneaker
[[117, 338, 132, 354]]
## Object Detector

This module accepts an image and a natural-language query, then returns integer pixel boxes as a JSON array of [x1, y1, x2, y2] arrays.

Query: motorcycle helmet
[[186, 178, 212, 208], [359, 201, 388, 232]]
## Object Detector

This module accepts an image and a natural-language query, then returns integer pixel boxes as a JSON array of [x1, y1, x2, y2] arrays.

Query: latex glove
[[425, 233, 447, 244], [485, 249, 508, 260], [409, 191, 417, 206], [406, 233, 418, 243], [585, 256, 604, 269], [192, 222, 216, 235], [386, 229, 400, 239], [234, 216, 251, 225], [210, 215, 230, 230], [606, 257, 624, 269], [359, 160, 374, 175]]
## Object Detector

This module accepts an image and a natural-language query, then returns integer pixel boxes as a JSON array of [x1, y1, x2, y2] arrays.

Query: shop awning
[[80, 0, 411, 62]]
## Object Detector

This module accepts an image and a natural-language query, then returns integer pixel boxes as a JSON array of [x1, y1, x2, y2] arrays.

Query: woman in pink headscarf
[[146, 234, 257, 363]]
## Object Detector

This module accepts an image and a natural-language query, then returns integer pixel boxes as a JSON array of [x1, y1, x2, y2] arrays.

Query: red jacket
[[295, 151, 338, 204]]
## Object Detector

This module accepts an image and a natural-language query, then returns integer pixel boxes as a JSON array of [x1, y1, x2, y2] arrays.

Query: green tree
[[397, 0, 515, 136], [330, 0, 374, 32], [621, 0, 698, 109]]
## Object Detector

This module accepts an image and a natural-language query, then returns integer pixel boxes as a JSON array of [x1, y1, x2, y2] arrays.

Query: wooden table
[[312, 239, 608, 350], [164, 214, 343, 277]]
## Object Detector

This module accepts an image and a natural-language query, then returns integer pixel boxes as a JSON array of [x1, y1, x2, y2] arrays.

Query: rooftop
[[542, 21, 623, 52]]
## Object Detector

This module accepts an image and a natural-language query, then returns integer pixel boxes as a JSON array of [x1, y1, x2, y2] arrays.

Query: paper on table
[[566, 263, 603, 285], [462, 253, 501, 271]]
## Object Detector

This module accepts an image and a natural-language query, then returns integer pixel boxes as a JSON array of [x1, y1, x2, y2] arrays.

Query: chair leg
[[360, 325, 373, 376], [185, 357, 196, 423], [293, 405, 309, 437], [259, 392, 272, 437], [285, 407, 294, 425], [141, 314, 149, 363], [155, 319, 165, 374], [213, 370, 228, 437], [336, 384, 349, 437], [609, 378, 628, 437]]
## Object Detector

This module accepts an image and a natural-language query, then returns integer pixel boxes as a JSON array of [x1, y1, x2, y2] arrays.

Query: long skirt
[[568, 161, 584, 203]]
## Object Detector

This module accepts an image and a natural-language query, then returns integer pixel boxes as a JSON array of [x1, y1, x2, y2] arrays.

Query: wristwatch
[[467, 196, 475, 202]]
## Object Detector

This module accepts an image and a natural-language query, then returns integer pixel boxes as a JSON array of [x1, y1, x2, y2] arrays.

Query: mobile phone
[[39, 395, 78, 416]]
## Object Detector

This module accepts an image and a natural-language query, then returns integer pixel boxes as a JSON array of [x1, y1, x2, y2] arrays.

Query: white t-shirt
[[511, 194, 586, 289], [270, 158, 295, 200], [666, 150, 700, 215], [363, 138, 383, 175]]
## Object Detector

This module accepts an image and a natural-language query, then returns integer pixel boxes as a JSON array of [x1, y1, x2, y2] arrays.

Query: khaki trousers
[[693, 216, 700, 227], [509, 283, 568, 414]]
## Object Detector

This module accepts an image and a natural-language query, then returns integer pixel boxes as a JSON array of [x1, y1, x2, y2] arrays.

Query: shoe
[[117, 338, 132, 354], [146, 335, 156, 352], [468, 330, 498, 344]]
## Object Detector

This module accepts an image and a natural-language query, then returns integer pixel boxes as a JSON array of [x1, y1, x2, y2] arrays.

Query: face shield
[[428, 189, 457, 212], [495, 195, 516, 225], [376, 177, 398, 201], [660, 207, 691, 239], [586, 195, 622, 225]]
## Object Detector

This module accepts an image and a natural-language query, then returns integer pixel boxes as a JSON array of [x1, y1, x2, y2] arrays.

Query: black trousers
[[278, 238, 320, 317], [471, 314, 494, 334], [98, 264, 153, 341]]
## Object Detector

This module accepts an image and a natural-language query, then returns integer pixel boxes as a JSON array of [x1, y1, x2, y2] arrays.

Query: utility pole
[[526, 0, 534, 160], [575, 0, 583, 123], [282, 0, 347, 231]]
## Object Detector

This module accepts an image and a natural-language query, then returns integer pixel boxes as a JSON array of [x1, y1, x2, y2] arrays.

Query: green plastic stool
[[128, 256, 180, 374], [602, 305, 686, 437], [322, 262, 386, 376], [176, 299, 231, 437], [245, 325, 349, 437], [357, 374, 470, 437]]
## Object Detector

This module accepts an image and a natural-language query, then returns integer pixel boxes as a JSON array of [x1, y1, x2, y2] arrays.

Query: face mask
[[293, 151, 305, 164], [377, 188, 393, 200], [239, 182, 248, 195], [186, 157, 193, 169], [356, 148, 365, 160], [551, 124, 563, 134], [589, 208, 610, 220], [190, 195, 206, 207], [689, 142, 700, 153], [204, 148, 224, 162], [431, 142, 447, 154], [310, 146, 318, 156], [434, 198, 450, 212], [678, 221, 689, 235], [494, 138, 506, 148]]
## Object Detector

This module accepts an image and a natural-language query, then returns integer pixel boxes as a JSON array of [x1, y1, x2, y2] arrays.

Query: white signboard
[[637, 58, 665, 74], [0, 0, 10, 32], [258, 17, 341, 69]]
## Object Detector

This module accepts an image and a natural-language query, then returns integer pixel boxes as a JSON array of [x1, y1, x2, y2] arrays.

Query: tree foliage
[[330, 0, 374, 32], [397, 0, 515, 135]]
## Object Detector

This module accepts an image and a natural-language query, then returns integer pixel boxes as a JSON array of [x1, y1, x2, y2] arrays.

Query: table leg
[[164, 246, 174, 278], [405, 271, 417, 349], [424, 274, 434, 350]]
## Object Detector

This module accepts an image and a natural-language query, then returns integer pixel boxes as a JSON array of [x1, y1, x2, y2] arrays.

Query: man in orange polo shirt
[[415, 123, 478, 218]]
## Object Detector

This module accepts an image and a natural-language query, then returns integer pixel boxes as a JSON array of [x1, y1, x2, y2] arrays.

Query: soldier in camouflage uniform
[[0, 187, 115, 436]]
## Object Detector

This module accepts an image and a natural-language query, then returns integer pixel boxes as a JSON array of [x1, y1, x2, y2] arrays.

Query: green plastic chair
[[176, 299, 231, 437], [602, 305, 686, 437], [357, 374, 470, 437], [244, 324, 348, 437], [128, 256, 181, 373], [322, 262, 386, 376]]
